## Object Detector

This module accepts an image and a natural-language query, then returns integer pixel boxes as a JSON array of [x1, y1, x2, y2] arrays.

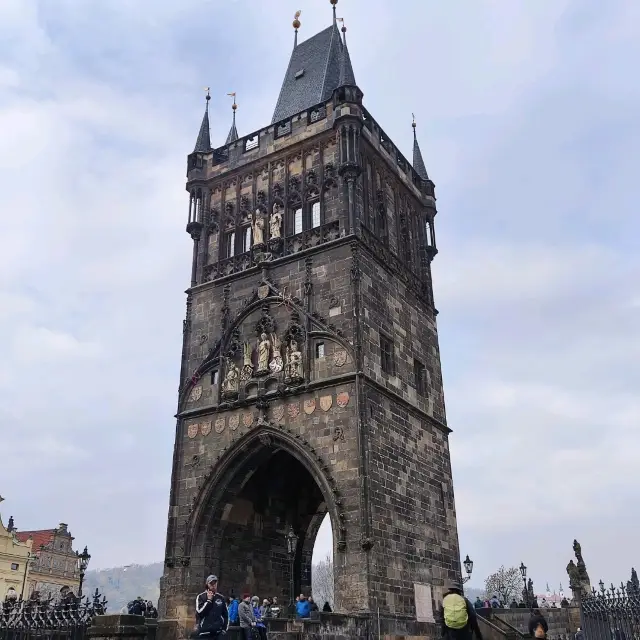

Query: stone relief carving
[[221, 358, 240, 399], [256, 332, 271, 375], [269, 333, 283, 373], [269, 204, 283, 239], [285, 339, 304, 383], [252, 210, 265, 245], [241, 342, 254, 381]]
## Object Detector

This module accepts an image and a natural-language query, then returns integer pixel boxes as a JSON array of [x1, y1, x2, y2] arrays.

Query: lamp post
[[20, 551, 39, 599], [520, 562, 528, 608], [76, 546, 91, 598], [462, 555, 474, 584], [285, 527, 298, 618]]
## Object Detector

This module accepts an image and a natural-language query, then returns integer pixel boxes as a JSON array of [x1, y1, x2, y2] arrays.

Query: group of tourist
[[2, 585, 80, 612], [473, 595, 571, 610], [193, 575, 331, 639], [121, 596, 158, 618]]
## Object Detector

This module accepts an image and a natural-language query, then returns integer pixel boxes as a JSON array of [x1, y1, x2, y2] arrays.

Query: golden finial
[[330, 0, 338, 5], [227, 92, 237, 111], [293, 10, 301, 30]]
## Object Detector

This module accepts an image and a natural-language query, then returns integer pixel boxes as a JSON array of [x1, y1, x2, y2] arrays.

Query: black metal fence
[[581, 585, 640, 640], [0, 590, 107, 640]]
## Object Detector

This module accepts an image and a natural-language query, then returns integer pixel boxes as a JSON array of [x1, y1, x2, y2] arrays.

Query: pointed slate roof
[[226, 110, 238, 144], [412, 124, 429, 180], [271, 22, 346, 124], [338, 30, 356, 87], [193, 96, 212, 153]]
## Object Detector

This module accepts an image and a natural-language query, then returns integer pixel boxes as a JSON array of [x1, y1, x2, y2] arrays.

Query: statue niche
[[269, 333, 283, 373], [241, 342, 254, 381], [284, 339, 304, 384], [252, 210, 265, 246], [256, 332, 271, 375]]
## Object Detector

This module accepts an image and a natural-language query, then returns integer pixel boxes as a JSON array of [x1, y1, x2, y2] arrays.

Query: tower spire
[[412, 114, 429, 180], [293, 10, 301, 48], [226, 93, 238, 144], [193, 88, 212, 153]]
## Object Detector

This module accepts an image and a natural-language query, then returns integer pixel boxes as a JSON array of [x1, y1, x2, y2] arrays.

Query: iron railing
[[0, 589, 107, 640], [581, 584, 640, 640]]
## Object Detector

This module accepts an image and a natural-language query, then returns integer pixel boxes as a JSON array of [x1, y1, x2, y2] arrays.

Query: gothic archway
[[188, 429, 339, 605]]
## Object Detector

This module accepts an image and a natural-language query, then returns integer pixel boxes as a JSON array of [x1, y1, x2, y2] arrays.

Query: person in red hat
[[238, 593, 257, 639]]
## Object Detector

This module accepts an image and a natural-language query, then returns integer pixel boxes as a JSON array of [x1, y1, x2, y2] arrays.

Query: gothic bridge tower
[[159, 1, 460, 636]]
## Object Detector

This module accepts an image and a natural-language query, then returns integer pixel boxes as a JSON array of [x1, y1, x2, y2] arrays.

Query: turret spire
[[412, 114, 429, 180], [337, 20, 356, 87], [226, 92, 239, 144], [193, 88, 212, 153]]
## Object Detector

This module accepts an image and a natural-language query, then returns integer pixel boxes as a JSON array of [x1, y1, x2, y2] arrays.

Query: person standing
[[194, 575, 229, 638], [238, 593, 256, 640], [439, 581, 484, 640], [528, 609, 548, 639]]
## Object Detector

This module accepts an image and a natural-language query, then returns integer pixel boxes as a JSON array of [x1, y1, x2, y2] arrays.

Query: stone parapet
[[88, 615, 148, 640]]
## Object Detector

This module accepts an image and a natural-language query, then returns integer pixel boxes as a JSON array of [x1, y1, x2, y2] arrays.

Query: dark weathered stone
[[160, 9, 458, 639], [88, 615, 148, 640]]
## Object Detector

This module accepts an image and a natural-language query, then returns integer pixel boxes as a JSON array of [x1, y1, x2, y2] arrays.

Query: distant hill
[[83, 562, 485, 613], [83, 563, 163, 612]]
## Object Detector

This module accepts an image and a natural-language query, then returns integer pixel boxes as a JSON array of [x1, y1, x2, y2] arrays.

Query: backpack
[[443, 594, 469, 630]]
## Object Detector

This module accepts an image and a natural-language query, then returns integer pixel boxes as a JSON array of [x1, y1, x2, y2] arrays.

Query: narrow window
[[414, 359, 426, 395], [315, 342, 325, 359], [425, 221, 433, 246], [211, 370, 219, 386], [380, 334, 395, 375], [311, 201, 321, 228], [226, 232, 235, 258], [11, 563, 19, 571], [243, 226, 252, 252], [294, 208, 303, 234]]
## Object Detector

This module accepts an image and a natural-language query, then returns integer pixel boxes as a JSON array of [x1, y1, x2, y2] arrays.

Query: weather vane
[[293, 10, 301, 30], [227, 92, 237, 110]]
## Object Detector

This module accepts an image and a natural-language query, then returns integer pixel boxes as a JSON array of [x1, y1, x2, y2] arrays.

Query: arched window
[[243, 226, 252, 252], [226, 231, 236, 258]]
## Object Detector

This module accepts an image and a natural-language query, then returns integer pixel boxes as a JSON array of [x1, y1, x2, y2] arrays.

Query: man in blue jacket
[[194, 575, 228, 638], [295, 593, 311, 618]]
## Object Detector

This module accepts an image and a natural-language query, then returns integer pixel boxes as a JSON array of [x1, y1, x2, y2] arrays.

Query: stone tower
[[158, 2, 460, 637]]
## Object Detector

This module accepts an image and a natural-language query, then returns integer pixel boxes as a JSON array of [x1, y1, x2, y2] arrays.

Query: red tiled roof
[[15, 530, 56, 550]]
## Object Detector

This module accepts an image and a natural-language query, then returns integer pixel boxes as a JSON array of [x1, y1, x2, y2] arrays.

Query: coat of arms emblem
[[187, 423, 199, 439], [243, 412, 254, 427], [229, 414, 240, 430], [257, 284, 270, 299], [214, 418, 225, 433], [287, 403, 300, 419], [303, 399, 316, 415], [320, 396, 332, 412], [333, 350, 347, 367], [336, 391, 350, 408], [273, 405, 285, 422], [200, 422, 212, 436], [189, 385, 202, 402]]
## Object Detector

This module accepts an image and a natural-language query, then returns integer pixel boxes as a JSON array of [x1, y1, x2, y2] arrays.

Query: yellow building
[[0, 511, 34, 600]]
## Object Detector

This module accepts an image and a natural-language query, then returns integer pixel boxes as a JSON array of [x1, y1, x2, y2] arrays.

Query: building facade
[[15, 522, 82, 598], [159, 1, 460, 636], [0, 513, 33, 601]]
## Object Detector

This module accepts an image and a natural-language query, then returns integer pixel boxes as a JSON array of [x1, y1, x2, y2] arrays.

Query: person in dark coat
[[322, 601, 332, 612], [194, 575, 229, 638], [438, 581, 484, 640], [528, 609, 548, 638]]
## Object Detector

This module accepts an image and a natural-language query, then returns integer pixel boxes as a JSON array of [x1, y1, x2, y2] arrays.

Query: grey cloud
[[0, 0, 637, 591]]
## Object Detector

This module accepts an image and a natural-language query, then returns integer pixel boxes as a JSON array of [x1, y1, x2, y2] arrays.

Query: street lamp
[[520, 563, 528, 608], [462, 555, 474, 584], [285, 527, 298, 617], [76, 546, 91, 598]]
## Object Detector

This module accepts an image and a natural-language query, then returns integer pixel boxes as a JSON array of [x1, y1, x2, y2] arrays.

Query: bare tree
[[484, 566, 522, 605], [312, 553, 334, 610]]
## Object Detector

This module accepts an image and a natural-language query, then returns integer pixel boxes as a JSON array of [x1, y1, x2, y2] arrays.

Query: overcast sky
[[1, 0, 638, 594]]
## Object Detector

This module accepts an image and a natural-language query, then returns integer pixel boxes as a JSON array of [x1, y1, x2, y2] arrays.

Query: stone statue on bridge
[[567, 539, 592, 603]]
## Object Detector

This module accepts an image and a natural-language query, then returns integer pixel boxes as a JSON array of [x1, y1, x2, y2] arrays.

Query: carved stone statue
[[221, 358, 240, 398], [241, 342, 254, 381], [256, 332, 271, 375], [269, 333, 283, 373], [252, 210, 265, 245], [269, 205, 283, 239], [567, 539, 592, 602], [285, 339, 303, 382]]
